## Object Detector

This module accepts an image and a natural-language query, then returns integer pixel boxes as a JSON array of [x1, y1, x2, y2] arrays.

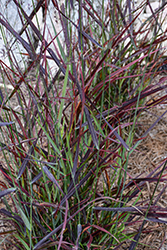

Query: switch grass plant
[[0, 0, 167, 249]]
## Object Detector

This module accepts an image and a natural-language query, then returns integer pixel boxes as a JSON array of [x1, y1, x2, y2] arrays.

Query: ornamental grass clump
[[0, 0, 167, 249]]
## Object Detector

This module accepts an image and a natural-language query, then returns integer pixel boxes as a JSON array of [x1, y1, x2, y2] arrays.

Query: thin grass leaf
[[84, 224, 120, 244], [129, 226, 142, 250], [75, 224, 82, 249], [58, 198, 68, 250], [12, 0, 67, 75], [84, 106, 99, 149], [14, 234, 30, 250], [66, 0, 74, 9], [72, 143, 79, 178], [153, 183, 167, 206], [30, 158, 62, 185], [0, 208, 24, 225], [0, 230, 16, 235], [9, 0, 45, 49], [81, 1, 104, 29], [0, 188, 16, 198], [17, 141, 37, 179], [42, 165, 64, 194], [0, 18, 34, 59], [52, 2, 102, 48], [58, 64, 69, 126], [87, 232, 93, 250], [30, 171, 43, 185], [15, 203, 31, 231], [146, 217, 167, 224], [0, 122, 14, 126]]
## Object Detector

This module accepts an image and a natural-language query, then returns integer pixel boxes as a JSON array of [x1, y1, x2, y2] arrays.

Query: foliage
[[0, 0, 167, 249]]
